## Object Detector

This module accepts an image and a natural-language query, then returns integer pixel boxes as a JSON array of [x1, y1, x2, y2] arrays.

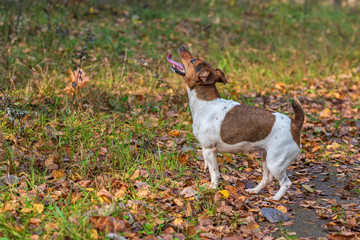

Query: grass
[[0, 0, 359, 239]]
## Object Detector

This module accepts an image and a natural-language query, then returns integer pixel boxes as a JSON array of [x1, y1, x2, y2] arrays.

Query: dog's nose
[[180, 46, 186, 50]]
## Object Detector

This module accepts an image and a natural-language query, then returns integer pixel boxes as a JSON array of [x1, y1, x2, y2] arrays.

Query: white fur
[[187, 87, 301, 200]]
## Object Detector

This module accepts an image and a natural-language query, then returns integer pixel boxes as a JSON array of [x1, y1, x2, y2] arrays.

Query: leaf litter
[[0, 2, 360, 239]]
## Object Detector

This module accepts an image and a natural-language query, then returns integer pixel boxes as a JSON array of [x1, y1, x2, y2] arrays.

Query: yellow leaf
[[274, 82, 286, 90], [174, 218, 184, 226], [276, 205, 288, 213], [45, 223, 59, 231], [90, 229, 98, 239], [131, 169, 140, 179], [52, 169, 65, 180], [114, 189, 127, 199], [168, 130, 180, 137], [319, 108, 331, 118], [219, 190, 229, 198], [33, 204, 44, 214], [86, 188, 95, 192], [89, 6, 95, 14], [21, 208, 32, 214]]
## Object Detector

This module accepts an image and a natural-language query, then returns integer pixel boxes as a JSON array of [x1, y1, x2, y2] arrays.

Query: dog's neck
[[186, 84, 221, 116], [187, 83, 220, 101]]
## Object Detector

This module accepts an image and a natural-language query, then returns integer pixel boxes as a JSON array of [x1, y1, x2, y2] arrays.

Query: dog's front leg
[[202, 148, 220, 189]]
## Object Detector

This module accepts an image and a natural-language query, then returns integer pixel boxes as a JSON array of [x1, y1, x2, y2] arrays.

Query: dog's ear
[[198, 69, 227, 85], [215, 69, 227, 84], [198, 70, 212, 84]]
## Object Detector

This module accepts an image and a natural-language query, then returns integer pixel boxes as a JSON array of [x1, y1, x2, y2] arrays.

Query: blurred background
[[1, 0, 359, 97]]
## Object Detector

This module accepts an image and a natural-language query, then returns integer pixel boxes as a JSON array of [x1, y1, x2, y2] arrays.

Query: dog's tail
[[292, 96, 305, 131]]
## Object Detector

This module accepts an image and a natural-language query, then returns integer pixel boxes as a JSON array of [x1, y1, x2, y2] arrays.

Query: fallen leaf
[[28, 218, 41, 227], [180, 187, 197, 198], [173, 218, 184, 226], [177, 154, 188, 165], [33, 204, 44, 214], [302, 184, 315, 193], [90, 229, 99, 240], [276, 205, 288, 213], [168, 130, 180, 137], [44, 223, 59, 231], [174, 198, 184, 207], [219, 190, 229, 198], [97, 189, 114, 203], [21, 208, 32, 214], [90, 216, 130, 233], [225, 155, 233, 163], [52, 169, 65, 180]]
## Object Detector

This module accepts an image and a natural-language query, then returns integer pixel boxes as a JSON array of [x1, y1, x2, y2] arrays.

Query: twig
[[15, 0, 24, 34], [72, 26, 95, 103]]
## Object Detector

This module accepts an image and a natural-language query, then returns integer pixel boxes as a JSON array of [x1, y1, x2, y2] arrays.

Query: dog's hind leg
[[266, 148, 300, 200], [202, 148, 220, 188], [246, 152, 273, 194]]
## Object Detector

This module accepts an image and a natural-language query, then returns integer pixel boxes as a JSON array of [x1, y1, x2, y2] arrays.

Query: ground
[[0, 1, 359, 239]]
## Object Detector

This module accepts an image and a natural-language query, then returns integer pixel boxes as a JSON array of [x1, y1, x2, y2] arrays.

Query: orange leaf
[[168, 130, 180, 137], [177, 154, 188, 165], [52, 170, 65, 180], [225, 155, 233, 164]]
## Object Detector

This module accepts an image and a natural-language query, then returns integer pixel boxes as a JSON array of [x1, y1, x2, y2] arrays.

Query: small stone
[[260, 208, 289, 223]]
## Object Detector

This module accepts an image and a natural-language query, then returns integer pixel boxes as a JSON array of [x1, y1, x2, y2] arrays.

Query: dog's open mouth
[[167, 53, 185, 76]]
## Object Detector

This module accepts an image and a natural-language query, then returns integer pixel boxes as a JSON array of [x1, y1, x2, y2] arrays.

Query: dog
[[167, 46, 305, 200]]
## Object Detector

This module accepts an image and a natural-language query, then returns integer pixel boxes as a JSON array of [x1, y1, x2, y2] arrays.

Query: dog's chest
[[187, 88, 239, 147]]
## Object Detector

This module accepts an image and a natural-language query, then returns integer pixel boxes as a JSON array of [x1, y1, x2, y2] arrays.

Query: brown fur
[[179, 48, 226, 101], [193, 84, 221, 101], [290, 97, 305, 147], [220, 105, 276, 144]]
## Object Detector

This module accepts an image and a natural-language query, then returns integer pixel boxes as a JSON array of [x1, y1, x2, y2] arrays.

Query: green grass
[[0, 0, 360, 239]]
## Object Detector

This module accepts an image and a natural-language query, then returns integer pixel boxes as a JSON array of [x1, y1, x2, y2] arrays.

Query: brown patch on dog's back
[[220, 105, 275, 144]]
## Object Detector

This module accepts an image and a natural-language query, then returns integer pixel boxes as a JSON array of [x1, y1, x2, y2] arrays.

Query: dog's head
[[167, 46, 227, 89]]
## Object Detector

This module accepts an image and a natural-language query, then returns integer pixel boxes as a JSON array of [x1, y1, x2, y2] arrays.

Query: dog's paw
[[245, 188, 260, 194]]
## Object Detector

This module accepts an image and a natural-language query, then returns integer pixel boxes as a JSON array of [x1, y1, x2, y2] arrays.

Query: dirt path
[[259, 164, 360, 239]]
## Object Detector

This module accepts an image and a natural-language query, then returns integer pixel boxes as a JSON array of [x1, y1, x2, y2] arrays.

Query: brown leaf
[[282, 220, 295, 226], [173, 218, 185, 227], [97, 188, 114, 203], [180, 186, 197, 198], [225, 154, 233, 163], [173, 198, 184, 207], [90, 216, 130, 233], [329, 232, 357, 240], [63, 68, 90, 94], [52, 169, 65, 180], [28, 218, 41, 227], [185, 202, 193, 217], [177, 154, 188, 165]]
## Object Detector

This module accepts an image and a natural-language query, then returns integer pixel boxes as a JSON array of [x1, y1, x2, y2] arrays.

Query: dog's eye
[[190, 58, 196, 64]]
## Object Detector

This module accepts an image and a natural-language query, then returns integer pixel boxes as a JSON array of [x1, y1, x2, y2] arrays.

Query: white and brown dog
[[167, 46, 305, 200]]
